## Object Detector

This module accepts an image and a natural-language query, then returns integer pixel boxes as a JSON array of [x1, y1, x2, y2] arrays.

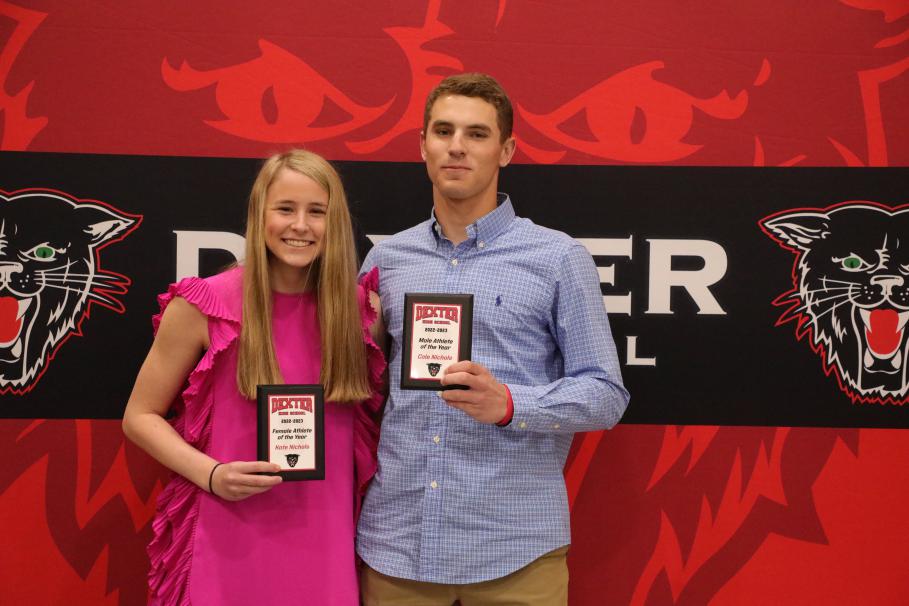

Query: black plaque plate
[[257, 384, 325, 480], [401, 293, 473, 390]]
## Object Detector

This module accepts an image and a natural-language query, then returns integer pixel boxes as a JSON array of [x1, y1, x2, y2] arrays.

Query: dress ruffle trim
[[354, 267, 386, 514], [147, 273, 242, 606], [146, 268, 384, 603]]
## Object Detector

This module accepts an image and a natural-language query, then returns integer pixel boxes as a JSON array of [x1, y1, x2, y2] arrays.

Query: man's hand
[[439, 361, 509, 424]]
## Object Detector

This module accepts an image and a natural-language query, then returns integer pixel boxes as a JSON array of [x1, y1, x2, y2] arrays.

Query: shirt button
[[478, 241, 485, 249], [519, 421, 527, 429], [433, 435, 441, 444], [450, 258, 459, 266], [553, 423, 561, 429], [430, 480, 439, 489]]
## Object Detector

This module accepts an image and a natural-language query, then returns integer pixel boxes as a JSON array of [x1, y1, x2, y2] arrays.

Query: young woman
[[123, 150, 385, 605]]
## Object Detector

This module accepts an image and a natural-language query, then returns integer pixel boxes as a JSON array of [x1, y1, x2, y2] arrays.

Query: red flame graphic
[[0, 419, 167, 605], [346, 0, 463, 154], [0, 1, 47, 150]]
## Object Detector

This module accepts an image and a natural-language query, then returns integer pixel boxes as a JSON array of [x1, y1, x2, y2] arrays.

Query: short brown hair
[[423, 73, 513, 142]]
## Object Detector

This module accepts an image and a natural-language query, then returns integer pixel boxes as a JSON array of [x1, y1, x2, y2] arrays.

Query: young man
[[358, 73, 629, 605]]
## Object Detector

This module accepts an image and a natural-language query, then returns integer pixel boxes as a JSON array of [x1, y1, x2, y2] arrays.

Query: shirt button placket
[[422, 421, 445, 576], [420, 239, 461, 576]]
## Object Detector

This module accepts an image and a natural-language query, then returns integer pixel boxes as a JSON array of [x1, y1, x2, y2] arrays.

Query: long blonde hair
[[237, 149, 369, 403]]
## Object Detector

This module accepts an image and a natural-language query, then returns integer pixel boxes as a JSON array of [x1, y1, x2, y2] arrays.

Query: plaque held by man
[[401, 293, 473, 390], [257, 384, 325, 480]]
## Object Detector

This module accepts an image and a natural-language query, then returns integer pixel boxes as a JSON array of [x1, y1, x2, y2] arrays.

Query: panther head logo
[[761, 201, 909, 403], [427, 362, 441, 377], [0, 190, 140, 394], [285, 454, 299, 468]]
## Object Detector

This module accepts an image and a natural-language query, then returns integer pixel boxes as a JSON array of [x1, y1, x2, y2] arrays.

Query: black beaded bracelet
[[208, 462, 223, 497]]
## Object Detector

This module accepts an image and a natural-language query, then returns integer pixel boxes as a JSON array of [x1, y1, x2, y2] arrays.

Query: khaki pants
[[361, 546, 569, 606]]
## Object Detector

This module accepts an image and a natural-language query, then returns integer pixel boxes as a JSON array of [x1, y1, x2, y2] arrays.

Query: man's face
[[421, 95, 515, 205]]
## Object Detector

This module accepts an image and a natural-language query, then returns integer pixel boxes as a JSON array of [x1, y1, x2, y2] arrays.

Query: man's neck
[[433, 190, 498, 246]]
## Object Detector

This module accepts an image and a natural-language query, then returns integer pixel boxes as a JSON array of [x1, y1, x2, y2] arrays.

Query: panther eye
[[834, 254, 870, 272], [24, 243, 62, 262]]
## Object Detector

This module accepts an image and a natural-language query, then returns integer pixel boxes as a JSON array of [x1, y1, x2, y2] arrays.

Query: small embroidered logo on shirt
[[496, 295, 502, 306]]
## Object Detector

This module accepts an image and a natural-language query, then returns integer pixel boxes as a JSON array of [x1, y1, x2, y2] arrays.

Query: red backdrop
[[2, 1, 908, 604]]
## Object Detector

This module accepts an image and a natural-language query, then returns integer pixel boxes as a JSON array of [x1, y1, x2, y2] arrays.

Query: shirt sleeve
[[505, 242, 629, 433], [359, 242, 380, 280]]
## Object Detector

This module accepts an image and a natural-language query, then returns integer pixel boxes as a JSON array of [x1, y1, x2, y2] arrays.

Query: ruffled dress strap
[[147, 270, 242, 606], [354, 267, 386, 516]]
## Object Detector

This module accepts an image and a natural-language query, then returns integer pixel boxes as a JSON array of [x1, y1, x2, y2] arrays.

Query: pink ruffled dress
[[146, 267, 384, 606]]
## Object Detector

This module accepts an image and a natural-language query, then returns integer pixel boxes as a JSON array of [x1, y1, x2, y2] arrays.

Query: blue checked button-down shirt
[[357, 195, 629, 584]]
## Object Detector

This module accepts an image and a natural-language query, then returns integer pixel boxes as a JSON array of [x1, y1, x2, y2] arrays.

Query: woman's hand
[[210, 461, 283, 501]]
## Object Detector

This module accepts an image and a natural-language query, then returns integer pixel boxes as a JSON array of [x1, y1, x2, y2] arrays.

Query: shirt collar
[[430, 193, 516, 245]]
